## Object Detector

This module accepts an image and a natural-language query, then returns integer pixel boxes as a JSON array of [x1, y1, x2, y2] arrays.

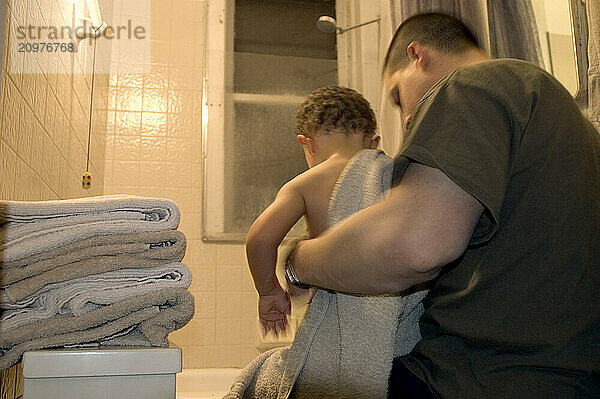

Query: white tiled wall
[[103, 0, 263, 368], [0, 0, 111, 394], [0, 0, 110, 202]]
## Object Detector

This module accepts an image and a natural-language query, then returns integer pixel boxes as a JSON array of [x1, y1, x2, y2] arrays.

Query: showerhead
[[316, 16, 338, 33], [316, 15, 381, 35]]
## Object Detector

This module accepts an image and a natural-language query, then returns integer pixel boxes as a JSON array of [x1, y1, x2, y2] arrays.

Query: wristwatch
[[285, 249, 310, 288]]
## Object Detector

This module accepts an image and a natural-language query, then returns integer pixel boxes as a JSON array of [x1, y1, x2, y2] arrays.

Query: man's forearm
[[292, 197, 441, 295]]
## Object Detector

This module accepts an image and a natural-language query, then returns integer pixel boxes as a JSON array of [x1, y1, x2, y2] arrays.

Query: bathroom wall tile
[[6, 11, 24, 90], [0, 72, 7, 130], [104, 133, 115, 162], [110, 160, 139, 186], [147, 44, 171, 67], [241, 292, 258, 318], [197, 243, 217, 267], [142, 88, 168, 113], [140, 111, 167, 136], [163, 187, 191, 211], [107, 86, 118, 111], [143, 63, 169, 88], [3, 144, 17, 200], [186, 212, 202, 240], [216, 245, 243, 266], [118, 72, 144, 89], [240, 345, 262, 368], [138, 160, 166, 187], [164, 161, 192, 188], [180, 347, 200, 369], [215, 318, 242, 345], [181, 346, 220, 369], [116, 87, 143, 111], [189, 266, 215, 292], [114, 135, 141, 161], [240, 317, 260, 345], [173, 318, 215, 347], [169, 42, 197, 67], [216, 266, 241, 292], [167, 112, 193, 138], [203, 345, 241, 368], [167, 88, 193, 115], [192, 292, 216, 319], [0, 140, 13, 200], [1, 79, 21, 152], [115, 111, 142, 135], [190, 187, 202, 209], [30, 119, 44, 173], [241, 264, 256, 293], [178, 212, 201, 242], [139, 135, 167, 161], [216, 292, 241, 318], [39, 131, 53, 185]]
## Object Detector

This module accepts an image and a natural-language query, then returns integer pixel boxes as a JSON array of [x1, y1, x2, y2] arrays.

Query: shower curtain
[[588, 0, 600, 129]]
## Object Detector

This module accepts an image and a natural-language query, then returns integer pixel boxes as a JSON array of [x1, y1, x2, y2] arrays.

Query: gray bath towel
[[0, 287, 194, 371], [1, 230, 186, 286], [1, 262, 192, 332], [0, 195, 180, 264], [1, 254, 181, 303], [225, 150, 428, 399]]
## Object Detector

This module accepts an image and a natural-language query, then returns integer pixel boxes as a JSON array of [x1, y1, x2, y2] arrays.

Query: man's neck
[[444, 48, 491, 74]]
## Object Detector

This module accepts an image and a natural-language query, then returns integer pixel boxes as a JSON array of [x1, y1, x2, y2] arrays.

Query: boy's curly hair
[[296, 85, 377, 137]]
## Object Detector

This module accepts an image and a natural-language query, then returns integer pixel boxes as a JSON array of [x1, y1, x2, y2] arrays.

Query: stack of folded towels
[[0, 194, 195, 370]]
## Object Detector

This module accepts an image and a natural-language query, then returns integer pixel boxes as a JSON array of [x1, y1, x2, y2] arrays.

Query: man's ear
[[297, 134, 315, 154], [407, 41, 429, 70]]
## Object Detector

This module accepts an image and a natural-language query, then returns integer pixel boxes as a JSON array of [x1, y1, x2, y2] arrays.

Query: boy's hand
[[258, 287, 291, 336]]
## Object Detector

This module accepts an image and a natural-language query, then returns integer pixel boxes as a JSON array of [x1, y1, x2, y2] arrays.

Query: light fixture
[[316, 15, 381, 35]]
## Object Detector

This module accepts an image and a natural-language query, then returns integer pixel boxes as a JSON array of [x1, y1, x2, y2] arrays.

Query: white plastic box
[[22, 346, 181, 399]]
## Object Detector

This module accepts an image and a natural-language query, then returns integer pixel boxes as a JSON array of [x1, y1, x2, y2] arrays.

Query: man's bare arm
[[291, 162, 484, 295], [246, 180, 306, 295]]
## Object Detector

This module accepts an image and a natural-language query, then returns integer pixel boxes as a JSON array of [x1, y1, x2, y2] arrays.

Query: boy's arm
[[246, 180, 307, 295]]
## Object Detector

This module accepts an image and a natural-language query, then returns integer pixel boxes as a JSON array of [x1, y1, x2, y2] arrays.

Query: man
[[285, 13, 600, 398]]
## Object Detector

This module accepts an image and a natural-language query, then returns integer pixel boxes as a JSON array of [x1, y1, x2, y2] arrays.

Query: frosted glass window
[[224, 102, 306, 234], [234, 53, 337, 95], [203, 0, 337, 241]]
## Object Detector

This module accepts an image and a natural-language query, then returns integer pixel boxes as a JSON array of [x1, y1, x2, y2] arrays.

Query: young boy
[[246, 85, 380, 336]]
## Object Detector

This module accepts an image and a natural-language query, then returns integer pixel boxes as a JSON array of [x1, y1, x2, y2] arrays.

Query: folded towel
[[1, 230, 186, 286], [1, 254, 181, 303], [225, 150, 428, 399], [0, 195, 180, 264], [0, 287, 194, 371], [1, 262, 192, 332]]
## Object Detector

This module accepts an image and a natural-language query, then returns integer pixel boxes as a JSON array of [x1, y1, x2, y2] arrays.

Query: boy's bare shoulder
[[287, 157, 349, 194]]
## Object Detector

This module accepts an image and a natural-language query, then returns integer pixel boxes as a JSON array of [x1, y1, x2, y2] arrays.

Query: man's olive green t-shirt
[[398, 59, 600, 398]]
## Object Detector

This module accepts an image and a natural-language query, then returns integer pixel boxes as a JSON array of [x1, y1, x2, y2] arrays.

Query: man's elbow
[[388, 236, 466, 276]]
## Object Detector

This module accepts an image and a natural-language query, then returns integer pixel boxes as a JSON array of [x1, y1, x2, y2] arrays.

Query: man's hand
[[258, 287, 291, 336]]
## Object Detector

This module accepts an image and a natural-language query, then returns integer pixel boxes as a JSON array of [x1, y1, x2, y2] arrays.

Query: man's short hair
[[384, 13, 480, 74], [296, 85, 377, 137]]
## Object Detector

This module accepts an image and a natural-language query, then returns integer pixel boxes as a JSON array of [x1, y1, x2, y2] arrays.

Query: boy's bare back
[[287, 153, 356, 238]]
